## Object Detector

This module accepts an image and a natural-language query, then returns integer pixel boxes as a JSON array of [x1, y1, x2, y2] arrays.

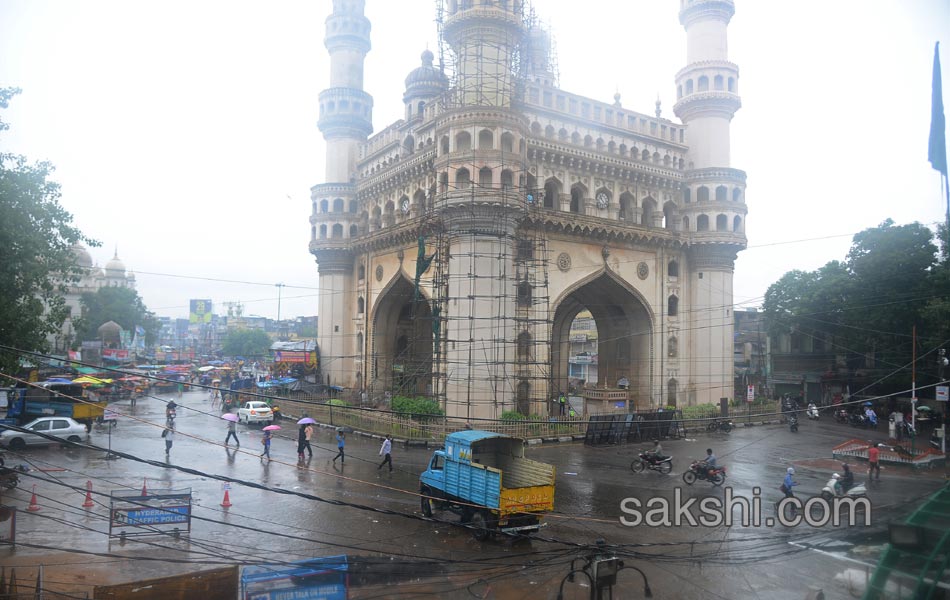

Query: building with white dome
[[48, 244, 137, 352]]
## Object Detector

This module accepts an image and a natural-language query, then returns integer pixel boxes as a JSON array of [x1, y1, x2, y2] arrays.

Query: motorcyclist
[[864, 406, 878, 427], [831, 472, 843, 496], [702, 448, 717, 479], [840, 464, 854, 493], [647, 440, 664, 463]]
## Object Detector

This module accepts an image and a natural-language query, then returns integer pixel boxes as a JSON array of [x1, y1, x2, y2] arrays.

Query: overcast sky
[[1, 0, 948, 321]]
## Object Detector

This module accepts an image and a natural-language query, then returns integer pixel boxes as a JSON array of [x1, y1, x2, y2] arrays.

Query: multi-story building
[[309, 0, 747, 418]]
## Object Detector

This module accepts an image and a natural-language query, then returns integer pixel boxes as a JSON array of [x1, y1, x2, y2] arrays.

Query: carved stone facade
[[309, 0, 746, 418]]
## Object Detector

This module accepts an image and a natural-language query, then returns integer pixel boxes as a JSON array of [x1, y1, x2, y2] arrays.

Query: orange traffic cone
[[141, 478, 148, 496], [26, 485, 40, 512], [82, 480, 95, 508], [220, 489, 232, 508]]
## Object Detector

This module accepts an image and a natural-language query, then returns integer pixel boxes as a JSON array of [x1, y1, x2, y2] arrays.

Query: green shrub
[[392, 395, 444, 422], [501, 410, 526, 421], [327, 398, 349, 407]]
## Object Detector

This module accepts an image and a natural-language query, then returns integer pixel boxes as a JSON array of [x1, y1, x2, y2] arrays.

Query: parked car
[[237, 401, 273, 425], [0, 417, 88, 450]]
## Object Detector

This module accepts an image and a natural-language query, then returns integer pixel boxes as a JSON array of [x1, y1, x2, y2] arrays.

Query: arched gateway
[[309, 0, 746, 419]]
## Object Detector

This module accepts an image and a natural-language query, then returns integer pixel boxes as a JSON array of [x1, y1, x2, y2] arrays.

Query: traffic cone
[[26, 485, 40, 512], [141, 478, 148, 496], [82, 480, 95, 508], [220, 489, 232, 508]]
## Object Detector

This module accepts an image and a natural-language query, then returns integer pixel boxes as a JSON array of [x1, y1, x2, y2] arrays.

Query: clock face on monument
[[596, 192, 609, 209]]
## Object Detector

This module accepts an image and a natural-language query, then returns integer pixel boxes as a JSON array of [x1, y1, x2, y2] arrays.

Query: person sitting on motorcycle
[[647, 440, 664, 462], [831, 472, 844, 496], [864, 406, 878, 426], [702, 448, 717, 478], [840, 464, 854, 493]]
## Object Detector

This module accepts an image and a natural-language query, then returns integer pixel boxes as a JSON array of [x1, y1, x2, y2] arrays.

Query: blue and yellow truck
[[419, 430, 556, 540]]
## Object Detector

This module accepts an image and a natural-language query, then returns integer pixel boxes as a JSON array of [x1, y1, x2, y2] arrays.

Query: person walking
[[225, 419, 239, 447], [378, 434, 393, 472], [261, 430, 272, 461], [781, 467, 798, 500], [867, 442, 881, 480], [332, 431, 345, 464], [304, 424, 314, 458], [162, 423, 175, 455], [297, 425, 309, 461]]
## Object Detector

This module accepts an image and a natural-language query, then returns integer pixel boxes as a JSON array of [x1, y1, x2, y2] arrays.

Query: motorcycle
[[849, 413, 867, 428], [834, 409, 849, 424], [806, 404, 820, 420], [789, 414, 799, 433], [706, 419, 733, 433], [631, 451, 673, 474], [0, 467, 22, 490], [682, 461, 727, 486], [820, 476, 868, 502]]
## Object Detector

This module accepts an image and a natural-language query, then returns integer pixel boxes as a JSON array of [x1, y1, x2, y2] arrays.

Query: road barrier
[[832, 438, 946, 469]]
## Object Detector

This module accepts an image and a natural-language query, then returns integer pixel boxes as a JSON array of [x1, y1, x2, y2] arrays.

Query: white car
[[237, 401, 273, 425], [0, 417, 88, 450]]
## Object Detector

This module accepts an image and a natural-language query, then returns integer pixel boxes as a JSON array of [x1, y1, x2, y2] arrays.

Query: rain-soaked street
[[1, 389, 945, 599]]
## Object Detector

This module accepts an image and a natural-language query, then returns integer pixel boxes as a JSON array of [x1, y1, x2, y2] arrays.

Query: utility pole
[[275, 283, 285, 340]]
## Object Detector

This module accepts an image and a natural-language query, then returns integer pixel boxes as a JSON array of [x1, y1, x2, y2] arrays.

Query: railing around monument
[[274, 396, 585, 442]]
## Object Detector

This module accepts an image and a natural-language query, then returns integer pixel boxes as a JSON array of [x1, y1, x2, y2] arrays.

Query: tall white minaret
[[310, 0, 373, 390], [318, 0, 373, 182], [673, 0, 747, 406]]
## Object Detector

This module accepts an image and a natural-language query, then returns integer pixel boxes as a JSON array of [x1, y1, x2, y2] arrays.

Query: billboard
[[190, 299, 213, 324]]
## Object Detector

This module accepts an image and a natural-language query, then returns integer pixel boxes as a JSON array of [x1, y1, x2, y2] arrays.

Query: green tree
[[74, 287, 158, 346], [0, 88, 98, 373], [223, 329, 272, 358]]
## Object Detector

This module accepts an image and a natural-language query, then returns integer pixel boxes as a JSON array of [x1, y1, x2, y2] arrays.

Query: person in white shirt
[[378, 435, 393, 472]]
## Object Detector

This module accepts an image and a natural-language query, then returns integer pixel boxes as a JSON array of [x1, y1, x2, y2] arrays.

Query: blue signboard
[[242, 556, 348, 600], [114, 505, 189, 526]]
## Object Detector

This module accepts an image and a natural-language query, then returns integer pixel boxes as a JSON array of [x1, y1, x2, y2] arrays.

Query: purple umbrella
[[262, 425, 281, 431], [297, 417, 316, 425], [221, 413, 239, 422]]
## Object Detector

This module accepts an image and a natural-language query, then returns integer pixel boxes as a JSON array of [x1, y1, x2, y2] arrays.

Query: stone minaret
[[673, 0, 747, 404], [310, 0, 373, 389]]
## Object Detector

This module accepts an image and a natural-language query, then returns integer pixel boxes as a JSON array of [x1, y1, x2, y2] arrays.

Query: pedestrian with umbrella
[[297, 417, 316, 459], [222, 413, 239, 447], [261, 425, 280, 461]]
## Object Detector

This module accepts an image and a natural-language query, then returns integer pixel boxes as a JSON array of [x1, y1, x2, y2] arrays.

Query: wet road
[[1, 391, 944, 599]]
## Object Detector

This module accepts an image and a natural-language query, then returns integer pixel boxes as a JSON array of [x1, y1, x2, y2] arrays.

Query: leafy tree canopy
[[74, 286, 158, 346], [0, 88, 99, 373], [222, 328, 272, 358]]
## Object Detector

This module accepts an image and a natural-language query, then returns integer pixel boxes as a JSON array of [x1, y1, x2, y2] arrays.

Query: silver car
[[0, 417, 88, 450]]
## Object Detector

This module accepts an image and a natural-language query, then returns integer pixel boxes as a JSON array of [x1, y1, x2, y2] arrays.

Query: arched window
[[403, 135, 415, 154], [685, 79, 694, 94], [663, 202, 676, 230], [734, 216, 743, 232], [414, 189, 426, 213], [501, 169, 513, 190], [559, 128, 568, 141], [715, 186, 727, 202], [349, 224, 358, 237], [668, 260, 679, 278], [320, 199, 329, 213], [683, 216, 690, 230], [356, 332, 363, 350], [349, 200, 357, 213], [596, 138, 605, 152], [715, 214, 727, 231], [440, 136, 449, 155], [418, 100, 425, 115], [668, 336, 678, 357], [530, 121, 541, 135], [456, 167, 471, 190], [456, 131, 471, 152], [683, 188, 691, 203], [319, 224, 327, 238], [732, 188, 742, 202], [677, 84, 683, 99], [619, 192, 634, 221], [479, 167, 493, 187], [544, 179, 561, 209], [570, 184, 585, 213], [571, 131, 580, 145], [517, 281, 532, 306], [332, 198, 344, 212], [357, 296, 365, 314], [478, 129, 493, 150], [697, 186, 709, 202], [667, 378, 678, 406], [697, 214, 709, 231], [332, 223, 343, 238], [311, 225, 316, 239], [500, 132, 514, 153], [439, 171, 449, 193], [728, 77, 735, 92], [667, 295, 678, 317], [583, 135, 593, 147], [517, 380, 530, 413], [517, 331, 532, 359], [544, 124, 555, 138], [698, 75, 709, 91], [641, 149, 650, 161], [312, 200, 317, 214], [358, 264, 366, 279], [714, 75, 724, 90]]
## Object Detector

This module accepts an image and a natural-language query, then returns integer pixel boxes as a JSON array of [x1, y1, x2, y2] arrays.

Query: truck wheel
[[420, 489, 435, 517], [9, 438, 26, 451], [470, 511, 490, 541]]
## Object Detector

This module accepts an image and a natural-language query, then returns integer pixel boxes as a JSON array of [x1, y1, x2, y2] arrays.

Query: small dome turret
[[403, 50, 448, 119]]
